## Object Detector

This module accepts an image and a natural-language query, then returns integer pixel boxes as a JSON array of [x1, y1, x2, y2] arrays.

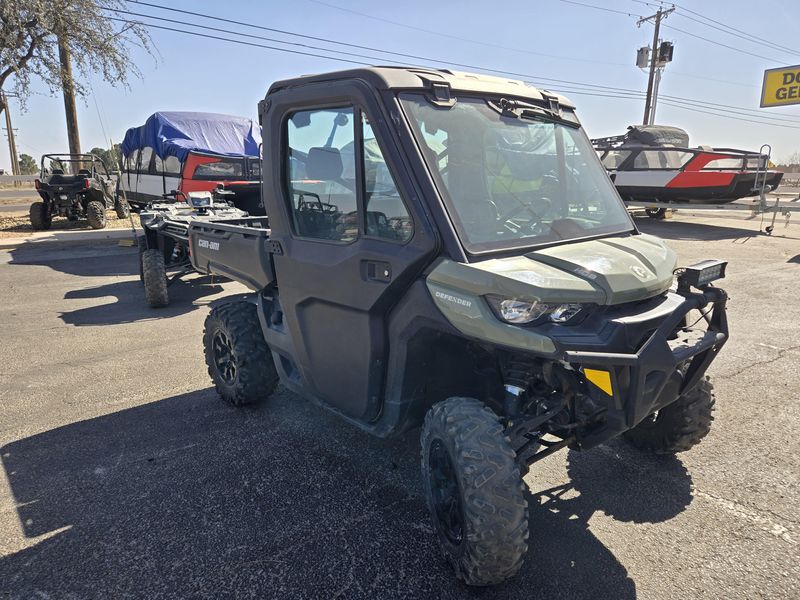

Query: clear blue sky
[[3, 0, 800, 171]]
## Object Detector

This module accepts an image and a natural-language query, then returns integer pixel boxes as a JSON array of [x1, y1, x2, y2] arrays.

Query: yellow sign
[[761, 64, 800, 107]]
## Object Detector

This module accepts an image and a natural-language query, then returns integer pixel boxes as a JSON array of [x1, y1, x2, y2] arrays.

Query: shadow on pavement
[[7, 242, 139, 277], [60, 276, 225, 326], [0, 389, 693, 598], [635, 215, 800, 242], [635, 216, 760, 242]]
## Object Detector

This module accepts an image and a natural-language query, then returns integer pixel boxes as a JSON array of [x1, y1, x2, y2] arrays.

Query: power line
[[109, 10, 800, 130], [673, 11, 799, 58], [662, 23, 783, 62], [672, 1, 800, 56], [558, 0, 641, 17], [628, 0, 788, 61], [306, 0, 629, 66]]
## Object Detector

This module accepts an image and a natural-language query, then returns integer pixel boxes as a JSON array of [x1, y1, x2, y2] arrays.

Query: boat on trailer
[[592, 125, 783, 204]]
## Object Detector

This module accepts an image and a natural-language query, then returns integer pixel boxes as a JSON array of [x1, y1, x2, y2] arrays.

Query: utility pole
[[0, 92, 20, 175], [638, 6, 674, 125], [57, 33, 82, 156]]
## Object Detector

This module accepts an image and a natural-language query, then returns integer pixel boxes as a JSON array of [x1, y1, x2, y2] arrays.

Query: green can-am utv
[[190, 67, 729, 586]]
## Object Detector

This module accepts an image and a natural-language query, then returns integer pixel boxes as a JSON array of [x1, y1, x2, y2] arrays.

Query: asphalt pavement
[[0, 212, 798, 599], [0, 189, 38, 214]]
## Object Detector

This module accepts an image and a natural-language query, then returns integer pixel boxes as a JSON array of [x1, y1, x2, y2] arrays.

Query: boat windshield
[[400, 94, 634, 253]]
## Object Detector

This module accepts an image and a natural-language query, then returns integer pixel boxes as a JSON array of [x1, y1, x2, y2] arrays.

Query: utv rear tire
[[115, 197, 131, 219], [29, 201, 51, 230], [141, 249, 169, 307], [624, 378, 715, 454], [86, 200, 107, 229], [203, 302, 278, 406], [421, 397, 529, 586]]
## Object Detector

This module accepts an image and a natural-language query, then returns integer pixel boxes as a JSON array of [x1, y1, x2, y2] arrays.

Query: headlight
[[485, 295, 585, 325]]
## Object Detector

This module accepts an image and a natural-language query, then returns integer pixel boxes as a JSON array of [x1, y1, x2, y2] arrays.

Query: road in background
[[0, 213, 798, 599]]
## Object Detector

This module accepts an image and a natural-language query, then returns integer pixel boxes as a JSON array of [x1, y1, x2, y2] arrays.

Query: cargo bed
[[188, 216, 273, 290]]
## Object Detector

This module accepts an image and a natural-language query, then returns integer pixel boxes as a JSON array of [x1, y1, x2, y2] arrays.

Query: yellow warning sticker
[[584, 368, 613, 396]]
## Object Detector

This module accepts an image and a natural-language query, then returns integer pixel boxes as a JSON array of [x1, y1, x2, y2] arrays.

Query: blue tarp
[[121, 111, 261, 162]]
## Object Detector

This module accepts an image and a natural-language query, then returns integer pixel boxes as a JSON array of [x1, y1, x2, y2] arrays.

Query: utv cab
[[31, 153, 125, 229], [189, 67, 729, 586]]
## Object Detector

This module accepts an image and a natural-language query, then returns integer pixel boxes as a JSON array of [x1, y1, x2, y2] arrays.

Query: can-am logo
[[198, 239, 220, 251], [435, 290, 472, 308]]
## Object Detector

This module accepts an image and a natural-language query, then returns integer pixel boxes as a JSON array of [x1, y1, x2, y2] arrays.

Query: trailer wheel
[[29, 201, 52, 230], [645, 208, 667, 219], [86, 200, 107, 229], [624, 378, 715, 454], [115, 196, 131, 219], [141, 248, 169, 308], [203, 301, 278, 406], [420, 397, 529, 586]]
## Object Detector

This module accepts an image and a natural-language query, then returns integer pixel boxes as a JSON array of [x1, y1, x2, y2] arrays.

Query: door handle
[[363, 260, 391, 283]]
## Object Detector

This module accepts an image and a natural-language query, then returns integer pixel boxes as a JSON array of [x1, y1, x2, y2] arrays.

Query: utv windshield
[[400, 94, 634, 253]]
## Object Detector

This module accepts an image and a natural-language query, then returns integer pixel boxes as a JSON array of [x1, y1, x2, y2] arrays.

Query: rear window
[[193, 158, 245, 179]]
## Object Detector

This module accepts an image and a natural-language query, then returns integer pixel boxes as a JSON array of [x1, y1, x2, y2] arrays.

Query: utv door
[[263, 83, 437, 421]]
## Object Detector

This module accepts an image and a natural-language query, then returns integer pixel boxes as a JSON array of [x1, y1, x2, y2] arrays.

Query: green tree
[[0, 1, 154, 105], [17, 153, 37, 174], [88, 143, 123, 171]]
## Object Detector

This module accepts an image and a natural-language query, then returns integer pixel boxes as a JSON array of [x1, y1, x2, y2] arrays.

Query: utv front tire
[[29, 201, 51, 230], [624, 378, 715, 454], [86, 200, 107, 229], [203, 302, 278, 406], [141, 248, 169, 307], [421, 397, 529, 586]]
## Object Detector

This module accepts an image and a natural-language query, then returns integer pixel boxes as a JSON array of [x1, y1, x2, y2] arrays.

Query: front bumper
[[561, 286, 728, 448]]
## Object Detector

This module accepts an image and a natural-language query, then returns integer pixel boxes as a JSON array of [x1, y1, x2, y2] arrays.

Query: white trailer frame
[[626, 191, 800, 235]]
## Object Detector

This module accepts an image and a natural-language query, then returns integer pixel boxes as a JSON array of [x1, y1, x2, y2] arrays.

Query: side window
[[154, 154, 164, 175], [139, 147, 154, 173], [633, 150, 693, 169], [600, 150, 631, 169], [361, 116, 413, 242], [129, 149, 139, 173], [163, 156, 181, 176], [286, 107, 358, 242]]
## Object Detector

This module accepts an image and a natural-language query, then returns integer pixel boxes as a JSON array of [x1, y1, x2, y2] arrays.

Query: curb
[[0, 228, 140, 250]]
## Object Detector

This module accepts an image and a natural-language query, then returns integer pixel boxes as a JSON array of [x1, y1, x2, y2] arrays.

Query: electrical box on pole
[[636, 47, 651, 69], [658, 41, 674, 65]]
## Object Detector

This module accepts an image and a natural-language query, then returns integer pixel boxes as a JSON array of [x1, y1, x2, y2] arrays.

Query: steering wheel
[[497, 197, 552, 235]]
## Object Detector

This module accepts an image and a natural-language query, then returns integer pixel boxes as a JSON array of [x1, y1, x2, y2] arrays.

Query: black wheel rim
[[428, 439, 465, 545], [212, 330, 237, 385]]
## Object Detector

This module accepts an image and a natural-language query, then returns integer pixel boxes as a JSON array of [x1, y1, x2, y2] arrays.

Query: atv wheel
[[141, 248, 169, 308], [203, 301, 278, 406], [421, 397, 529, 586], [29, 201, 52, 230], [115, 197, 131, 219], [86, 200, 107, 229], [624, 378, 715, 454], [645, 208, 667, 219]]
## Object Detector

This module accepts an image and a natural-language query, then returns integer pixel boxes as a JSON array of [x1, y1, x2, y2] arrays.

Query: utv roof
[[267, 66, 576, 109]]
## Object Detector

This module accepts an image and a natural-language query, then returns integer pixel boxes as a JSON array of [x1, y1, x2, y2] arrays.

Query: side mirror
[[291, 112, 311, 128]]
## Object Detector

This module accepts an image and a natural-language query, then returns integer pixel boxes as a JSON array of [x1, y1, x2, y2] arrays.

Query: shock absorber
[[501, 354, 538, 418]]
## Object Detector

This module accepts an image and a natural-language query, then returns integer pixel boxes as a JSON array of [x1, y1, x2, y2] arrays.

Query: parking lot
[[0, 211, 798, 599]]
